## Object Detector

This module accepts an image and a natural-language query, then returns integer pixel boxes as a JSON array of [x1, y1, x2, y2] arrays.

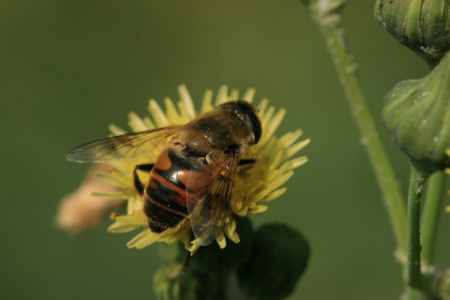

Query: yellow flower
[[94, 85, 310, 253]]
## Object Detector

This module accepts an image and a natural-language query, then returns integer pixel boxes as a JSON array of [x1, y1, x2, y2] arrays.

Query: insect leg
[[238, 158, 258, 166], [182, 250, 191, 268], [133, 164, 154, 195], [136, 163, 155, 172], [182, 230, 194, 268]]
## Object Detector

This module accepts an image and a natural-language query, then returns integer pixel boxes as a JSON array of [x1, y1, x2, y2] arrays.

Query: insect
[[67, 100, 262, 246]]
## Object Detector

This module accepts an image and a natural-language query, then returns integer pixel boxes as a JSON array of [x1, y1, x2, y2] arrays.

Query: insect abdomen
[[143, 148, 191, 233]]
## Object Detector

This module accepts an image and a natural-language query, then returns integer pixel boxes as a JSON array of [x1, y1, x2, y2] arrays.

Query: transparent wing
[[186, 152, 238, 246], [66, 126, 182, 163]]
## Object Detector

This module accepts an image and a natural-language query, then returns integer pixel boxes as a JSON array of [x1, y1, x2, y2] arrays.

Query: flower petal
[[127, 229, 159, 249], [178, 84, 196, 120]]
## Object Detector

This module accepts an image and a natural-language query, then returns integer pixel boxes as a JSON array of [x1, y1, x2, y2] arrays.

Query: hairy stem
[[316, 9, 407, 255], [406, 163, 428, 288], [421, 171, 445, 266]]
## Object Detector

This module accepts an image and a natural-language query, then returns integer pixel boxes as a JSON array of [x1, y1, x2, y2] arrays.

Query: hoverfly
[[67, 100, 262, 246]]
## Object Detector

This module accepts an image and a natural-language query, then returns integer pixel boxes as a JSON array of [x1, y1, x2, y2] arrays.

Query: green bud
[[237, 223, 310, 300], [436, 269, 450, 299], [401, 287, 431, 300], [153, 264, 198, 300], [158, 243, 186, 264], [382, 52, 450, 172], [375, 0, 450, 65]]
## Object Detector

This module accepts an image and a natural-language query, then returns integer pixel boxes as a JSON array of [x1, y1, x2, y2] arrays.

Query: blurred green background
[[2, 0, 449, 299]]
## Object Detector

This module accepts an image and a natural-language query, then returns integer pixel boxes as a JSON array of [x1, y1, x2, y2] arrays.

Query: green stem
[[315, 9, 407, 255], [421, 171, 445, 266], [406, 163, 428, 288]]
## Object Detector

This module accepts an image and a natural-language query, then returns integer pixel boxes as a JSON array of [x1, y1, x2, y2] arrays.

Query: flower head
[[91, 85, 309, 253]]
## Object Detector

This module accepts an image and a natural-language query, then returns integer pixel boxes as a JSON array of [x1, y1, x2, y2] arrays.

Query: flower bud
[[381, 52, 450, 172], [375, 0, 450, 65], [237, 223, 310, 299], [436, 269, 450, 299], [153, 264, 198, 300]]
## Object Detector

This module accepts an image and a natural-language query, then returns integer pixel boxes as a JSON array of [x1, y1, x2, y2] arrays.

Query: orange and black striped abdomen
[[143, 147, 197, 233]]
